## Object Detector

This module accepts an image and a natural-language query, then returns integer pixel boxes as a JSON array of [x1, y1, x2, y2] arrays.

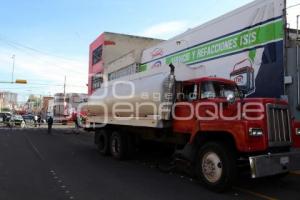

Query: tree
[[1, 107, 11, 112]]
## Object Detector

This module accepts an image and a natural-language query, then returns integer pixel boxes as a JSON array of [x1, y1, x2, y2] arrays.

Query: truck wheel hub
[[111, 137, 120, 154], [202, 152, 222, 183]]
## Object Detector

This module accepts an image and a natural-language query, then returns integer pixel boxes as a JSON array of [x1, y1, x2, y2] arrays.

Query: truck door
[[197, 81, 219, 122], [173, 82, 198, 134]]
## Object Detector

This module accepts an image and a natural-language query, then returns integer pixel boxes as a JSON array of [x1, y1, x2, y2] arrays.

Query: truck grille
[[266, 104, 292, 147]]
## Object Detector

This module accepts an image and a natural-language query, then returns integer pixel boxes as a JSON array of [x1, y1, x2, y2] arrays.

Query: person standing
[[37, 115, 41, 127], [47, 116, 53, 134], [34, 115, 38, 127]]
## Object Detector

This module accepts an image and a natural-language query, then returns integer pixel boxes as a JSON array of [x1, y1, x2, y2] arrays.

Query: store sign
[[165, 19, 283, 66], [151, 48, 164, 58], [232, 74, 247, 86]]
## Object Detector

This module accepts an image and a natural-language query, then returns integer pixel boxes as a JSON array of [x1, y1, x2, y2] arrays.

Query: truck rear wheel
[[195, 142, 236, 192], [110, 131, 128, 160], [95, 130, 110, 155]]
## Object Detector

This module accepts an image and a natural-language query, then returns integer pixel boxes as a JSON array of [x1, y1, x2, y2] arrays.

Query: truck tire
[[195, 142, 237, 192], [95, 130, 110, 155], [110, 131, 128, 160]]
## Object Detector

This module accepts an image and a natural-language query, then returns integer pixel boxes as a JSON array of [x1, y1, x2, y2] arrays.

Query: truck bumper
[[249, 150, 300, 178]]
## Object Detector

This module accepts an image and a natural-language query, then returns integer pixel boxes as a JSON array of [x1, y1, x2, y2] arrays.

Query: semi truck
[[83, 0, 300, 191]]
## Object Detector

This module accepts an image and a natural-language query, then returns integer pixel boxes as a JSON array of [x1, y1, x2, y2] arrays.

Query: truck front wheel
[[195, 142, 236, 192], [95, 130, 110, 155]]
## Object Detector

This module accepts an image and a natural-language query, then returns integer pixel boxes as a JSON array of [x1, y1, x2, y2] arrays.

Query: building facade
[[47, 99, 54, 118], [41, 96, 54, 119], [53, 93, 87, 121], [0, 91, 18, 111], [0, 98, 3, 112], [88, 32, 163, 95]]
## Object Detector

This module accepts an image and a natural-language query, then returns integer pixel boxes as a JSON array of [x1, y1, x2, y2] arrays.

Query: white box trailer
[[87, 0, 300, 126], [138, 0, 300, 118]]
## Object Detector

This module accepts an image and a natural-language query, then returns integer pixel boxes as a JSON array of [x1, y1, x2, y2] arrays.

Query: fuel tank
[[86, 71, 173, 119]]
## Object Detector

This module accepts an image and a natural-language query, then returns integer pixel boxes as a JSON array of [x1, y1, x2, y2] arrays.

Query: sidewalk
[[26, 122, 76, 129]]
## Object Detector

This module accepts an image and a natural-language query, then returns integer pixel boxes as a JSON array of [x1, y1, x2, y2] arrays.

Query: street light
[[0, 55, 27, 84], [0, 80, 27, 84], [15, 79, 27, 84]]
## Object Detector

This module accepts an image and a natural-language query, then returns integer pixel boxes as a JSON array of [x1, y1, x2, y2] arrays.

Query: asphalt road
[[0, 127, 300, 200]]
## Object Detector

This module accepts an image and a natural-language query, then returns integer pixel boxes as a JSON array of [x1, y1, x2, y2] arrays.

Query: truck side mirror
[[238, 89, 246, 98], [240, 91, 245, 98]]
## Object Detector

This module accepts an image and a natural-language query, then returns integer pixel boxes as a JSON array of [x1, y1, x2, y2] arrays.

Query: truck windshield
[[200, 81, 240, 99]]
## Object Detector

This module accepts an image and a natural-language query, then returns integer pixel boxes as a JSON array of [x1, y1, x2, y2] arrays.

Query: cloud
[[139, 1, 300, 39], [286, 0, 300, 29], [139, 20, 191, 39]]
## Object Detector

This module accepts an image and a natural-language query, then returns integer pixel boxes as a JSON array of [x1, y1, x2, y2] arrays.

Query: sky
[[0, 0, 299, 103]]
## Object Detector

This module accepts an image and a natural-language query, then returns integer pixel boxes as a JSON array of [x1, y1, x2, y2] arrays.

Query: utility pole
[[63, 75, 67, 118], [39, 94, 42, 113], [11, 55, 15, 83], [63, 75, 66, 96]]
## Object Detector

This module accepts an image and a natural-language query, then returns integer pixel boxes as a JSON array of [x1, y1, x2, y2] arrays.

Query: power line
[[0, 34, 81, 62], [0, 87, 48, 90], [25, 83, 86, 88], [0, 80, 87, 88], [0, 35, 88, 75], [0, 41, 85, 75]]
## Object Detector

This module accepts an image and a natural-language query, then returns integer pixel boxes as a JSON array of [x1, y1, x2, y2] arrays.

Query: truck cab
[[171, 77, 300, 190]]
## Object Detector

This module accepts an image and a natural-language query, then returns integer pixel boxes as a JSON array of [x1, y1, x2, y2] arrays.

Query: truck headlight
[[296, 128, 300, 136], [249, 128, 263, 136]]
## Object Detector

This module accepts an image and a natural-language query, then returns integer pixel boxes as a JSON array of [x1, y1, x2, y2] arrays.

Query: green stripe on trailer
[[166, 19, 283, 65]]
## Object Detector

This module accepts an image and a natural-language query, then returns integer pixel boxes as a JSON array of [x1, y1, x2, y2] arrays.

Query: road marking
[[22, 132, 76, 200], [23, 133, 45, 161], [233, 187, 278, 200]]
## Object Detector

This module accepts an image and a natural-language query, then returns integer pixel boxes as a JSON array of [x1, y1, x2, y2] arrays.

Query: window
[[92, 45, 103, 65], [108, 64, 138, 81], [201, 82, 216, 99], [107, 63, 149, 81], [200, 81, 239, 99], [182, 84, 198, 101], [92, 73, 103, 90]]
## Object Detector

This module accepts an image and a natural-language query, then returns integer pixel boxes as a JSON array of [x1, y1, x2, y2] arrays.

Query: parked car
[[22, 114, 35, 125], [7, 115, 26, 128], [0, 112, 12, 125]]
